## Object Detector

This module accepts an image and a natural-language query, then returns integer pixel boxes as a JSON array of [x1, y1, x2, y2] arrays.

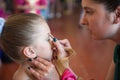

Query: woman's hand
[[52, 39, 72, 59], [27, 57, 59, 80], [59, 39, 72, 48], [52, 39, 77, 80]]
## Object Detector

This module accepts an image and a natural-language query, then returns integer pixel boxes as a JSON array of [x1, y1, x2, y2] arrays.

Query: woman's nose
[[79, 14, 87, 26]]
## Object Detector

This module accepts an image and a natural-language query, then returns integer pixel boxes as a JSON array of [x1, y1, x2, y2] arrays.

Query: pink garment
[[0, 8, 6, 18], [14, 0, 25, 5], [61, 69, 77, 80], [0, 8, 4, 17], [39, 0, 46, 5]]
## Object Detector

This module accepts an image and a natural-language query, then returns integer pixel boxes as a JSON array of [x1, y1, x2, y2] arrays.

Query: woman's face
[[32, 25, 53, 61], [80, 0, 118, 40]]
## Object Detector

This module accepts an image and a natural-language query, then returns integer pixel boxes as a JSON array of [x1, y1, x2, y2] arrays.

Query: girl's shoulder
[[13, 68, 29, 80]]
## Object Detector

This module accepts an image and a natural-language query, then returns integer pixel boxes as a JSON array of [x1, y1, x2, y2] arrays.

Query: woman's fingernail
[[53, 47, 56, 50], [27, 66, 31, 70], [51, 64, 54, 68], [44, 73, 48, 76], [53, 38, 57, 42], [28, 58, 32, 62], [33, 56, 38, 60]]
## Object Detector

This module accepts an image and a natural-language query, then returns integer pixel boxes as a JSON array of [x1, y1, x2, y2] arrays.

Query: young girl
[[0, 13, 77, 80]]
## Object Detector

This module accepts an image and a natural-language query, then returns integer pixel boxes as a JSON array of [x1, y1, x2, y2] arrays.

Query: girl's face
[[80, 0, 119, 40], [32, 25, 53, 61]]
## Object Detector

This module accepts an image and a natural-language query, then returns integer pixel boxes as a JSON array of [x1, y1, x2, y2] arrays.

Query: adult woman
[[80, 0, 120, 80], [28, 0, 120, 80]]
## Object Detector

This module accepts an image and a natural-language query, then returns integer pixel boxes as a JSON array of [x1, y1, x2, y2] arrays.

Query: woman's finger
[[35, 57, 53, 67], [59, 39, 72, 48], [53, 40, 65, 54], [31, 59, 54, 73], [52, 39, 67, 58], [28, 67, 46, 80], [32, 60, 48, 72]]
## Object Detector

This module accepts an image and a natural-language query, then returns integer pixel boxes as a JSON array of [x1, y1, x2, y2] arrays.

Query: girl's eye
[[47, 38, 50, 41], [47, 37, 52, 41]]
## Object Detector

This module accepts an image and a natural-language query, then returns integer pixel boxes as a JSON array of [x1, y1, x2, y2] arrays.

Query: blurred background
[[0, 0, 116, 80]]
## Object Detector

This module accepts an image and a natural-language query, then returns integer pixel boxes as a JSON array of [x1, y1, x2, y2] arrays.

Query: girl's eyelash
[[47, 38, 50, 41], [47, 36, 52, 41]]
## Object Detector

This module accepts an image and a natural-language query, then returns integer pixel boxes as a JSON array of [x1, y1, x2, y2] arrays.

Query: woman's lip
[[87, 29, 93, 34], [86, 27, 90, 32]]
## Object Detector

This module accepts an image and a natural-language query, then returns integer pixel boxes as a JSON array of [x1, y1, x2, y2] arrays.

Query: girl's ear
[[23, 47, 37, 59], [114, 6, 120, 23]]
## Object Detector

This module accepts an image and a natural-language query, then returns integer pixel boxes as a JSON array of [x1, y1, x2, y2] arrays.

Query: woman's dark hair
[[92, 0, 120, 12]]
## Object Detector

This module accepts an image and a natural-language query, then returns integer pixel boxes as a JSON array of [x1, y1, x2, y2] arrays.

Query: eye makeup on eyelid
[[47, 33, 53, 42], [47, 34, 51, 41], [47, 33, 54, 47]]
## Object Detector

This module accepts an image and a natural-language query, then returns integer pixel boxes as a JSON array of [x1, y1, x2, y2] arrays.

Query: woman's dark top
[[114, 45, 120, 80]]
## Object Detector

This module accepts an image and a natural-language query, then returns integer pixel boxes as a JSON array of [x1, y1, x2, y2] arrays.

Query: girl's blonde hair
[[0, 13, 48, 63]]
